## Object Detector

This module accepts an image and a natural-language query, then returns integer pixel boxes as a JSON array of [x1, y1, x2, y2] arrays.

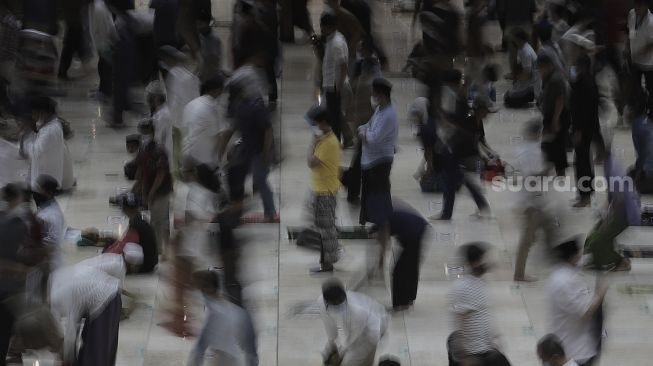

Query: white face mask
[[312, 126, 324, 137], [370, 96, 379, 110]]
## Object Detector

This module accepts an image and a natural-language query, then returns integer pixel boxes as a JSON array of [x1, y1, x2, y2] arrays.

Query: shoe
[[429, 214, 451, 221], [310, 265, 334, 274]]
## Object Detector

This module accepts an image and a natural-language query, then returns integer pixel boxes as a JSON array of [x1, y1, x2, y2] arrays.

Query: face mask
[[370, 96, 379, 110], [312, 126, 324, 137]]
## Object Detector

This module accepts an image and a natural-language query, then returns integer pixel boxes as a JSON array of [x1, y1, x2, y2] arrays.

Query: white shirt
[[628, 9, 653, 68], [165, 66, 200, 128], [173, 181, 217, 260], [517, 43, 538, 76], [153, 105, 174, 165], [30, 118, 65, 190], [449, 275, 494, 356], [89, 0, 117, 55], [182, 95, 228, 166], [36, 200, 65, 267], [546, 264, 599, 362], [322, 31, 348, 90], [513, 140, 548, 208]]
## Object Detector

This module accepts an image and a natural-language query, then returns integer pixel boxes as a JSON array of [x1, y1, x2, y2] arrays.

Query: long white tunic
[[182, 95, 228, 167], [30, 118, 65, 190]]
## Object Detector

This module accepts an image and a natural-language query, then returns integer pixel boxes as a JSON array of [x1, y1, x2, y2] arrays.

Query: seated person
[[104, 193, 158, 274], [584, 153, 640, 271], [504, 28, 537, 108]]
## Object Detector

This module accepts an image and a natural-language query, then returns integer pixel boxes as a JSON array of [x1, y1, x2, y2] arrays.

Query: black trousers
[[59, 22, 85, 78], [76, 293, 121, 366], [542, 126, 569, 176], [346, 141, 363, 200], [291, 0, 313, 34], [632, 65, 653, 116], [266, 62, 278, 102], [575, 132, 595, 199], [0, 301, 14, 366], [441, 156, 488, 219], [392, 232, 424, 307], [325, 89, 343, 142], [360, 162, 392, 225], [97, 55, 113, 97]]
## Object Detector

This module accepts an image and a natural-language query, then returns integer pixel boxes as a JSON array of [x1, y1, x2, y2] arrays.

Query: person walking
[[537, 334, 580, 366], [305, 105, 343, 274], [627, 0, 653, 118], [320, 11, 349, 144], [358, 78, 398, 226]]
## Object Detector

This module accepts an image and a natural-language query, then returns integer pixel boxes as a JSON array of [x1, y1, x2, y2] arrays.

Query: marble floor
[[3, 0, 653, 365]]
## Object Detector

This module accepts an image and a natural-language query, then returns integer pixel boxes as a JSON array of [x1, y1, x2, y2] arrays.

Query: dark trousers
[[218, 213, 243, 306], [112, 33, 136, 123], [575, 133, 595, 199], [266, 62, 278, 102], [346, 141, 363, 200], [291, 0, 313, 34], [325, 89, 343, 142], [632, 66, 653, 116], [76, 293, 121, 366], [441, 157, 488, 219], [578, 357, 597, 366], [392, 235, 423, 307], [59, 22, 85, 78], [542, 129, 569, 176], [360, 162, 392, 225], [98, 55, 113, 97], [0, 302, 14, 366]]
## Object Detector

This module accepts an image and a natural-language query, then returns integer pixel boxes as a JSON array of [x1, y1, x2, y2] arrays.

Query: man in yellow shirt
[[306, 105, 342, 273]]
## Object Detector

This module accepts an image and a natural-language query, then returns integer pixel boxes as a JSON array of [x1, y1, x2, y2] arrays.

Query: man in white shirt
[[512, 118, 557, 282], [146, 81, 174, 170], [319, 278, 388, 366], [537, 333, 580, 366], [627, 0, 653, 117], [27, 97, 67, 191], [182, 75, 230, 168], [546, 240, 607, 366], [89, 0, 117, 100], [504, 27, 538, 108], [320, 11, 349, 145]]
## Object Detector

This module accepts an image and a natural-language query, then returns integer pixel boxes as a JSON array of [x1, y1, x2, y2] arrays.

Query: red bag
[[482, 160, 506, 182]]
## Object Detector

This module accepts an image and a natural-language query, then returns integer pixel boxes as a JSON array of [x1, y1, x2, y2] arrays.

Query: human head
[[554, 239, 581, 266], [378, 356, 401, 366], [200, 73, 226, 98], [145, 81, 166, 114], [537, 23, 553, 44], [537, 53, 555, 80], [30, 96, 57, 123], [512, 27, 530, 47], [537, 334, 568, 366], [192, 269, 221, 297], [576, 53, 592, 75], [359, 37, 375, 59], [196, 11, 212, 35], [306, 104, 332, 133], [320, 11, 338, 37], [137, 118, 155, 138], [523, 117, 543, 141], [442, 69, 463, 90], [372, 77, 392, 106], [126, 134, 140, 154], [33, 174, 58, 206], [119, 192, 140, 218], [322, 278, 347, 306], [1, 183, 24, 210], [460, 242, 489, 276], [635, 0, 649, 17]]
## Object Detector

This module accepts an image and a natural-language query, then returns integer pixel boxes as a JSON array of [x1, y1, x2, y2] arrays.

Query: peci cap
[[34, 174, 59, 195], [372, 77, 393, 95], [304, 104, 329, 125]]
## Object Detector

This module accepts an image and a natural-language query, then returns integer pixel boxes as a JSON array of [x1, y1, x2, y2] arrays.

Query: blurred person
[[409, 97, 442, 188], [571, 54, 603, 208], [132, 119, 173, 259], [124, 134, 141, 180], [342, 39, 382, 203], [546, 240, 607, 365], [58, 0, 92, 80], [378, 358, 400, 366], [339, 0, 388, 69], [512, 118, 556, 282], [146, 81, 174, 169], [497, 0, 536, 77], [110, 3, 138, 125], [448, 243, 511, 365], [27, 97, 75, 191], [164, 158, 220, 337], [104, 192, 159, 273], [584, 152, 640, 272], [187, 270, 258, 366], [290, 0, 314, 38], [627, 0, 653, 118], [0, 3, 20, 112], [504, 28, 537, 108], [150, 0, 179, 49], [22, 0, 58, 35], [357, 78, 398, 226], [33, 175, 65, 269], [161, 45, 200, 174], [89, 0, 118, 101], [182, 74, 230, 169], [376, 200, 429, 311], [49, 254, 125, 366], [434, 95, 491, 221], [177, 0, 210, 59], [548, 1, 570, 44], [320, 11, 350, 145], [629, 89, 653, 193], [325, 0, 365, 71], [537, 333, 579, 366], [464, 0, 492, 100], [538, 53, 570, 177], [319, 278, 388, 366], [196, 12, 223, 83], [304, 105, 342, 274], [537, 23, 566, 77]]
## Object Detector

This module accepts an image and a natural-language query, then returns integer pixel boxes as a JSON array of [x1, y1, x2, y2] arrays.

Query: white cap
[[123, 242, 144, 265]]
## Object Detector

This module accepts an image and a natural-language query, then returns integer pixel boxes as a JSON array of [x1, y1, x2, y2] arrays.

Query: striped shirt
[[449, 275, 494, 356]]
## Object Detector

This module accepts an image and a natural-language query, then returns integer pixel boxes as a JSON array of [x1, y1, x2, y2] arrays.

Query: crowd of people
[[0, 0, 652, 365]]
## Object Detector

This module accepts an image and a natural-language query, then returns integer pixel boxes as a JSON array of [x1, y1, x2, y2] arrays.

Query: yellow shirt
[[311, 132, 341, 194]]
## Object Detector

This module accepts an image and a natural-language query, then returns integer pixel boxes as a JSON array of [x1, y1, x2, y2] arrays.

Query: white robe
[[181, 95, 228, 167], [153, 104, 174, 164], [29, 119, 65, 190], [165, 66, 200, 130]]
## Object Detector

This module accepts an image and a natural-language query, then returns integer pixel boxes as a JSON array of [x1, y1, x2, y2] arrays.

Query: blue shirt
[[632, 115, 653, 173], [361, 104, 399, 169]]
